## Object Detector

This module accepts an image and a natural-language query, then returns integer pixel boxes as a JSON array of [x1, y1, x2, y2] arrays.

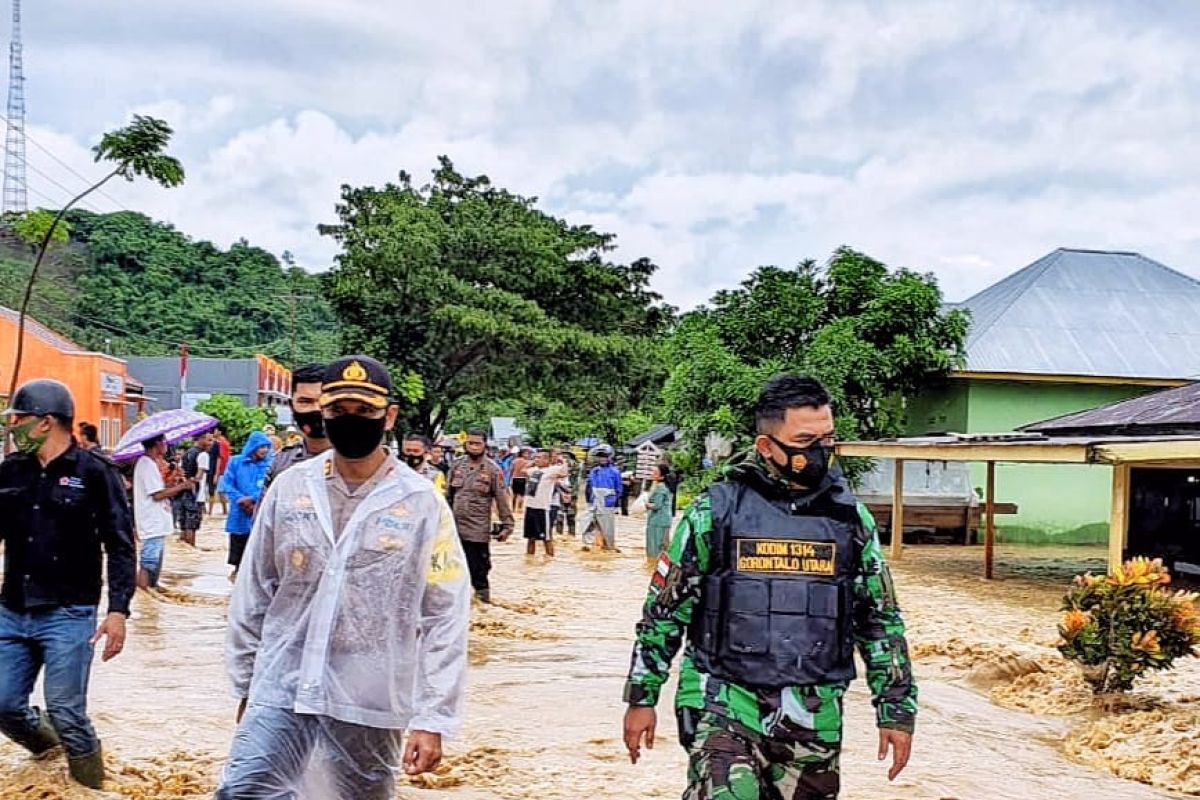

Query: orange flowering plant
[[1058, 557, 1200, 694]]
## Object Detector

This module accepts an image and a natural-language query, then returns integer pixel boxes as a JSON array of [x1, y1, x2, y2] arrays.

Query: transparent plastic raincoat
[[226, 450, 471, 735]]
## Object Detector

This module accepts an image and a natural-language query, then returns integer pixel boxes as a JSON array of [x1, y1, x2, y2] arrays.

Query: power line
[[20, 155, 106, 212], [0, 109, 129, 212]]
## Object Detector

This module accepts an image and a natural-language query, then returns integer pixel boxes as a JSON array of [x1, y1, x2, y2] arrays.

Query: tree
[[194, 394, 275, 450], [320, 157, 673, 434], [7, 116, 185, 402], [663, 247, 968, 453]]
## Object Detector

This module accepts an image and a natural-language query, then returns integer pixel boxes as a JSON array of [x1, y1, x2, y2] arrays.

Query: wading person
[[0, 380, 135, 789], [208, 427, 231, 516], [510, 448, 531, 515], [177, 431, 213, 547], [134, 435, 197, 589], [447, 428, 514, 604], [643, 464, 673, 566], [522, 448, 567, 558], [553, 450, 580, 538], [622, 375, 917, 800], [266, 363, 331, 488], [219, 356, 470, 799], [218, 431, 273, 582]]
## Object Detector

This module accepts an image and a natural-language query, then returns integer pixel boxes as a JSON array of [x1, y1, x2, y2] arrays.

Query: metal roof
[[1025, 381, 1200, 435], [957, 248, 1200, 379], [624, 424, 678, 449], [837, 432, 1200, 465]]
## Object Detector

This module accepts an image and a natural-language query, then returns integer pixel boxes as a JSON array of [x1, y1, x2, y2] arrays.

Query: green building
[[904, 248, 1200, 544]]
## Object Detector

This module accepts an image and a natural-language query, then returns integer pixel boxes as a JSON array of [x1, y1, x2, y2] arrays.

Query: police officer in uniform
[[265, 363, 331, 488], [623, 375, 916, 799], [0, 379, 136, 789]]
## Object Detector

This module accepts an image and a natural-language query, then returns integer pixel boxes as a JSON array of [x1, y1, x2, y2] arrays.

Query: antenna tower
[[2, 0, 26, 214]]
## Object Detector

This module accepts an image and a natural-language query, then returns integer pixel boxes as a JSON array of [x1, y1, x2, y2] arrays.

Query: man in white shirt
[[218, 355, 470, 799], [522, 448, 569, 557], [133, 435, 196, 589]]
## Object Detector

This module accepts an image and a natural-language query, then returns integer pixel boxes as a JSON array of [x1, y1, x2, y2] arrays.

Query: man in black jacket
[[0, 379, 136, 789]]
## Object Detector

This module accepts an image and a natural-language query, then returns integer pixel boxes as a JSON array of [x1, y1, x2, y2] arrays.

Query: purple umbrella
[[111, 409, 220, 462]]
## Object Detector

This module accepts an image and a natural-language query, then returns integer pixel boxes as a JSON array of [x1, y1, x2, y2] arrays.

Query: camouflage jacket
[[623, 457, 918, 738]]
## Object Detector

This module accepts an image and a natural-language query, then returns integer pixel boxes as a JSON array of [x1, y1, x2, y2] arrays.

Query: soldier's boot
[[476, 589, 492, 604], [11, 708, 61, 757], [67, 744, 105, 790]]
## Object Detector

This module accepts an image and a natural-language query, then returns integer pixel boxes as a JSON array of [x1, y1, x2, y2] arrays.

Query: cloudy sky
[[15, 1, 1200, 308]]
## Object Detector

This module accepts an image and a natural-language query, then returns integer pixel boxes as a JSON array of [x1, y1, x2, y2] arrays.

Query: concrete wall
[[126, 357, 259, 411], [907, 378, 1159, 544]]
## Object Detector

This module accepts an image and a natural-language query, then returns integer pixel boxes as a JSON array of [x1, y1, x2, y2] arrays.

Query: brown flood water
[[1, 519, 1197, 799]]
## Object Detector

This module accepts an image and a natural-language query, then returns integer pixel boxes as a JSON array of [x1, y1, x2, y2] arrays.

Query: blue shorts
[[139, 536, 166, 582]]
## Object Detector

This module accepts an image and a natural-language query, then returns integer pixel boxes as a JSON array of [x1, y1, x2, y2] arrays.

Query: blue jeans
[[217, 704, 402, 800], [0, 604, 100, 757], [140, 535, 167, 587]]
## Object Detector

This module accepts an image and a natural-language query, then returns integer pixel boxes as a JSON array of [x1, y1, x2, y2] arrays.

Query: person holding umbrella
[[0, 379, 136, 789], [133, 435, 198, 589]]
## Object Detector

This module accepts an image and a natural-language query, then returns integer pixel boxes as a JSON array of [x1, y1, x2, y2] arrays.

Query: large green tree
[[320, 157, 673, 434], [663, 247, 968, 450]]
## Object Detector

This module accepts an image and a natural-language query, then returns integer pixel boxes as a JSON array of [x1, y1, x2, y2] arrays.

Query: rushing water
[[0, 522, 1194, 798]]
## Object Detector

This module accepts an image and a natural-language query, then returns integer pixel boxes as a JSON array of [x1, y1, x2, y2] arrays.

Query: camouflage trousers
[[679, 709, 840, 800]]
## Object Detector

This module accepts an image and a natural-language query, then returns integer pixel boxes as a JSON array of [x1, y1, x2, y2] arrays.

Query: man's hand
[[90, 613, 127, 662], [236, 698, 248, 724], [498, 530, 512, 542], [403, 730, 443, 775], [878, 728, 912, 781], [623, 706, 657, 764], [237, 497, 256, 514]]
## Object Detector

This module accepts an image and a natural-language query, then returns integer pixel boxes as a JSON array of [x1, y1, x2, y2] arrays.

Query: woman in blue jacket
[[219, 430, 273, 580]]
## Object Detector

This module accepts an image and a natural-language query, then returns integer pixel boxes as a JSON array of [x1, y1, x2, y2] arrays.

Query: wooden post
[[890, 459, 904, 560], [1109, 464, 1131, 574], [984, 461, 996, 579]]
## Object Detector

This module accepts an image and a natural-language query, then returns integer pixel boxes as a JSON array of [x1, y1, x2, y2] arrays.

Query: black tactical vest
[[690, 476, 862, 688]]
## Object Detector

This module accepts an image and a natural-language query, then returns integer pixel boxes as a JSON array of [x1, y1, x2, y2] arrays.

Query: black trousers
[[461, 540, 491, 592]]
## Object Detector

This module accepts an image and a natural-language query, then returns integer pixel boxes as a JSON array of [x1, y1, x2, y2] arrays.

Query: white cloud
[[14, 0, 1200, 310]]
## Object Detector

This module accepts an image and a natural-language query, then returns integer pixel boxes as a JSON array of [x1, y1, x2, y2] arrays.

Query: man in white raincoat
[[217, 355, 471, 799]]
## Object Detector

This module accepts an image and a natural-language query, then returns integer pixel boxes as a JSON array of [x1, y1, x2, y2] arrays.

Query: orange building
[[0, 305, 147, 449]]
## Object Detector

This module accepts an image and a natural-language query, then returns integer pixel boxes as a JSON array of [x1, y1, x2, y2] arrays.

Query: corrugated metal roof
[[624, 424, 678, 448], [0, 305, 83, 353], [959, 248, 1200, 379], [1025, 381, 1200, 434]]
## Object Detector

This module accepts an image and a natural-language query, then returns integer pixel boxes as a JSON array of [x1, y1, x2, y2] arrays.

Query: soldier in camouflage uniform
[[623, 375, 916, 800]]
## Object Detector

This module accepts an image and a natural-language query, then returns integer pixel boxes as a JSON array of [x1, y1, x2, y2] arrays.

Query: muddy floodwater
[[2, 517, 1197, 798]]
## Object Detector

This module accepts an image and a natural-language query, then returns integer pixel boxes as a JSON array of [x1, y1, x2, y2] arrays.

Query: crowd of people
[[0, 360, 915, 799]]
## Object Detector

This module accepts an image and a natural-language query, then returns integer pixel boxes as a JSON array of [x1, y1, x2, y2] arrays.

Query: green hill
[[0, 210, 338, 365]]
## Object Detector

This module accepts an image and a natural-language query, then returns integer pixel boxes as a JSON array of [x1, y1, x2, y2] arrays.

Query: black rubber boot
[[14, 708, 61, 757], [476, 589, 492, 604], [67, 744, 105, 790]]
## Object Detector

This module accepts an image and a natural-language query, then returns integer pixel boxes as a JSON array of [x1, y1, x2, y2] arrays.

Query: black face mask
[[767, 435, 833, 488], [325, 414, 386, 460], [403, 454, 426, 470], [292, 410, 326, 440]]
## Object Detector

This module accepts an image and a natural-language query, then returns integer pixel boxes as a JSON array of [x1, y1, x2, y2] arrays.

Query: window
[[99, 419, 110, 450], [109, 417, 121, 448]]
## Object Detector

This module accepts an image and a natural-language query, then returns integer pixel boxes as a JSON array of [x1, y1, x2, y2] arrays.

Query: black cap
[[319, 355, 394, 410], [3, 379, 75, 419]]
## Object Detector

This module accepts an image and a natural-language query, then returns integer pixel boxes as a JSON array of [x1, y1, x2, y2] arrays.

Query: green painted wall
[[904, 381, 969, 434], [966, 380, 1157, 543]]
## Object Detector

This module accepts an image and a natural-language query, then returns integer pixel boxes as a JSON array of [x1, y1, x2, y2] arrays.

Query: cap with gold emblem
[[319, 355, 394, 409]]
